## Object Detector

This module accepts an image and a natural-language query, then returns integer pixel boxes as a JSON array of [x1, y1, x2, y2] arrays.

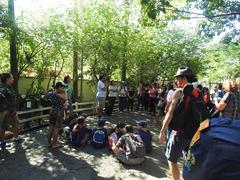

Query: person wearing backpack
[[159, 66, 199, 180], [134, 120, 152, 153], [113, 125, 145, 165], [92, 119, 108, 149]]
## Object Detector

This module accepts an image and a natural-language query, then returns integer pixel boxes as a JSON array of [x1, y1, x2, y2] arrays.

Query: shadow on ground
[[0, 110, 170, 180]]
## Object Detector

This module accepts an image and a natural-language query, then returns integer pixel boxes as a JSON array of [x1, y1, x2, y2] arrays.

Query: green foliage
[[202, 42, 240, 82], [0, 0, 238, 96], [188, 0, 240, 44]]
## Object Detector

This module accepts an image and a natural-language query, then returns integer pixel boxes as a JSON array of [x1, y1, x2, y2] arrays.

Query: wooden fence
[[17, 100, 119, 131], [17, 102, 97, 131]]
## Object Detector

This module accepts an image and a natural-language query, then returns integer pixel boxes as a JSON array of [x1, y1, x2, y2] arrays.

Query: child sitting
[[108, 123, 126, 151], [92, 119, 108, 149], [71, 116, 92, 147], [135, 120, 152, 153], [113, 125, 145, 165]]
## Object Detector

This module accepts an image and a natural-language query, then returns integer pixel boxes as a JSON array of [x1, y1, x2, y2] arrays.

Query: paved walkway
[[0, 111, 171, 180]]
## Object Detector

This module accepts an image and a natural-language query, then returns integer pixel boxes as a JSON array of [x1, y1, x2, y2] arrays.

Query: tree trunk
[[121, 59, 127, 82], [80, 50, 83, 101], [72, 0, 79, 101], [121, 0, 130, 82], [8, 0, 18, 96], [72, 48, 78, 101]]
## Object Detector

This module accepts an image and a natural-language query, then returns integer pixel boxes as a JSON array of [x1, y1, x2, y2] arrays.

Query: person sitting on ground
[[108, 123, 126, 151], [113, 125, 145, 165], [92, 119, 108, 149], [71, 116, 92, 147], [134, 120, 152, 153]]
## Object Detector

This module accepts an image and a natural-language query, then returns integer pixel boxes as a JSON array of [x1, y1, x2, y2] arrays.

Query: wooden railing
[[17, 102, 96, 130]]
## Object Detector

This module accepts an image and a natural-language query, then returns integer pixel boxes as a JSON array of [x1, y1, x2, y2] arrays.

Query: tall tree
[[8, 0, 18, 95], [72, 0, 79, 100]]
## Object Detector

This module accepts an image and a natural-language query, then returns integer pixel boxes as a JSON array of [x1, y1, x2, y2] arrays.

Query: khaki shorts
[[0, 113, 19, 130], [96, 97, 106, 108]]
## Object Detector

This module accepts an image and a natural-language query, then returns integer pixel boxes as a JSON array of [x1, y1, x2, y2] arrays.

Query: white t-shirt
[[108, 85, 118, 97], [119, 86, 127, 97], [96, 80, 106, 97], [167, 89, 174, 103]]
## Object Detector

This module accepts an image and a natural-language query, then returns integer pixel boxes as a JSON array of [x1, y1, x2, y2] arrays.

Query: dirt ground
[[0, 110, 172, 180]]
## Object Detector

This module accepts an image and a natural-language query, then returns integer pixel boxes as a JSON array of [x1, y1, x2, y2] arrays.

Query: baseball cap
[[136, 120, 147, 127]]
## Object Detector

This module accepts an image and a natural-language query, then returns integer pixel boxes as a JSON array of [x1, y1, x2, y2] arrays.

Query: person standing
[[63, 75, 73, 118], [108, 81, 118, 116], [96, 75, 107, 119], [0, 73, 22, 148], [148, 83, 158, 116], [136, 82, 144, 110], [47, 82, 67, 149], [127, 87, 135, 111], [159, 67, 198, 180], [119, 81, 128, 112]]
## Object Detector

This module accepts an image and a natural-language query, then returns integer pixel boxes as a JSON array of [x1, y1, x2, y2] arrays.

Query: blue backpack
[[92, 128, 106, 148]]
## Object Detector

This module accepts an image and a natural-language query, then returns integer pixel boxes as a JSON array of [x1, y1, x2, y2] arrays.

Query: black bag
[[169, 84, 210, 139]]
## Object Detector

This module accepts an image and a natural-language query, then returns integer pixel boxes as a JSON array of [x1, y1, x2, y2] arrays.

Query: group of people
[[62, 115, 152, 165], [1, 67, 240, 179], [96, 75, 172, 121]]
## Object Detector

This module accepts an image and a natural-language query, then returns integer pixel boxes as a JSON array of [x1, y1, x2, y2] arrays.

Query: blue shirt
[[135, 129, 152, 153]]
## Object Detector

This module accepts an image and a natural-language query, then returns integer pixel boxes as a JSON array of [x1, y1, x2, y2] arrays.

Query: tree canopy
[[0, 0, 239, 97]]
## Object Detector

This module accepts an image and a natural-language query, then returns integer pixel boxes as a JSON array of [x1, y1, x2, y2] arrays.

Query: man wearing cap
[[135, 120, 152, 153], [159, 66, 197, 180]]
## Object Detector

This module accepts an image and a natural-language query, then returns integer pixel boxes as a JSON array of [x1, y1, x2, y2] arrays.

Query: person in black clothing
[[127, 87, 135, 111]]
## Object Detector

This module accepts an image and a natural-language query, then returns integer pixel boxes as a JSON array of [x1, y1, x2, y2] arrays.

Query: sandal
[[51, 144, 62, 149]]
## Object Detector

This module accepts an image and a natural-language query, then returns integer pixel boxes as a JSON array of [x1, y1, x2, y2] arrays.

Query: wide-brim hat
[[175, 66, 198, 83], [175, 66, 195, 77]]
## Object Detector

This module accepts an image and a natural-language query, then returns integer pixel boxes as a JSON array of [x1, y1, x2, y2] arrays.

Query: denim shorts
[[165, 130, 190, 163]]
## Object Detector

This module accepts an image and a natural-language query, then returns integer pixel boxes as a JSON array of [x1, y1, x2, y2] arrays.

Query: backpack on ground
[[169, 84, 210, 139], [92, 129, 106, 146], [128, 135, 146, 158]]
